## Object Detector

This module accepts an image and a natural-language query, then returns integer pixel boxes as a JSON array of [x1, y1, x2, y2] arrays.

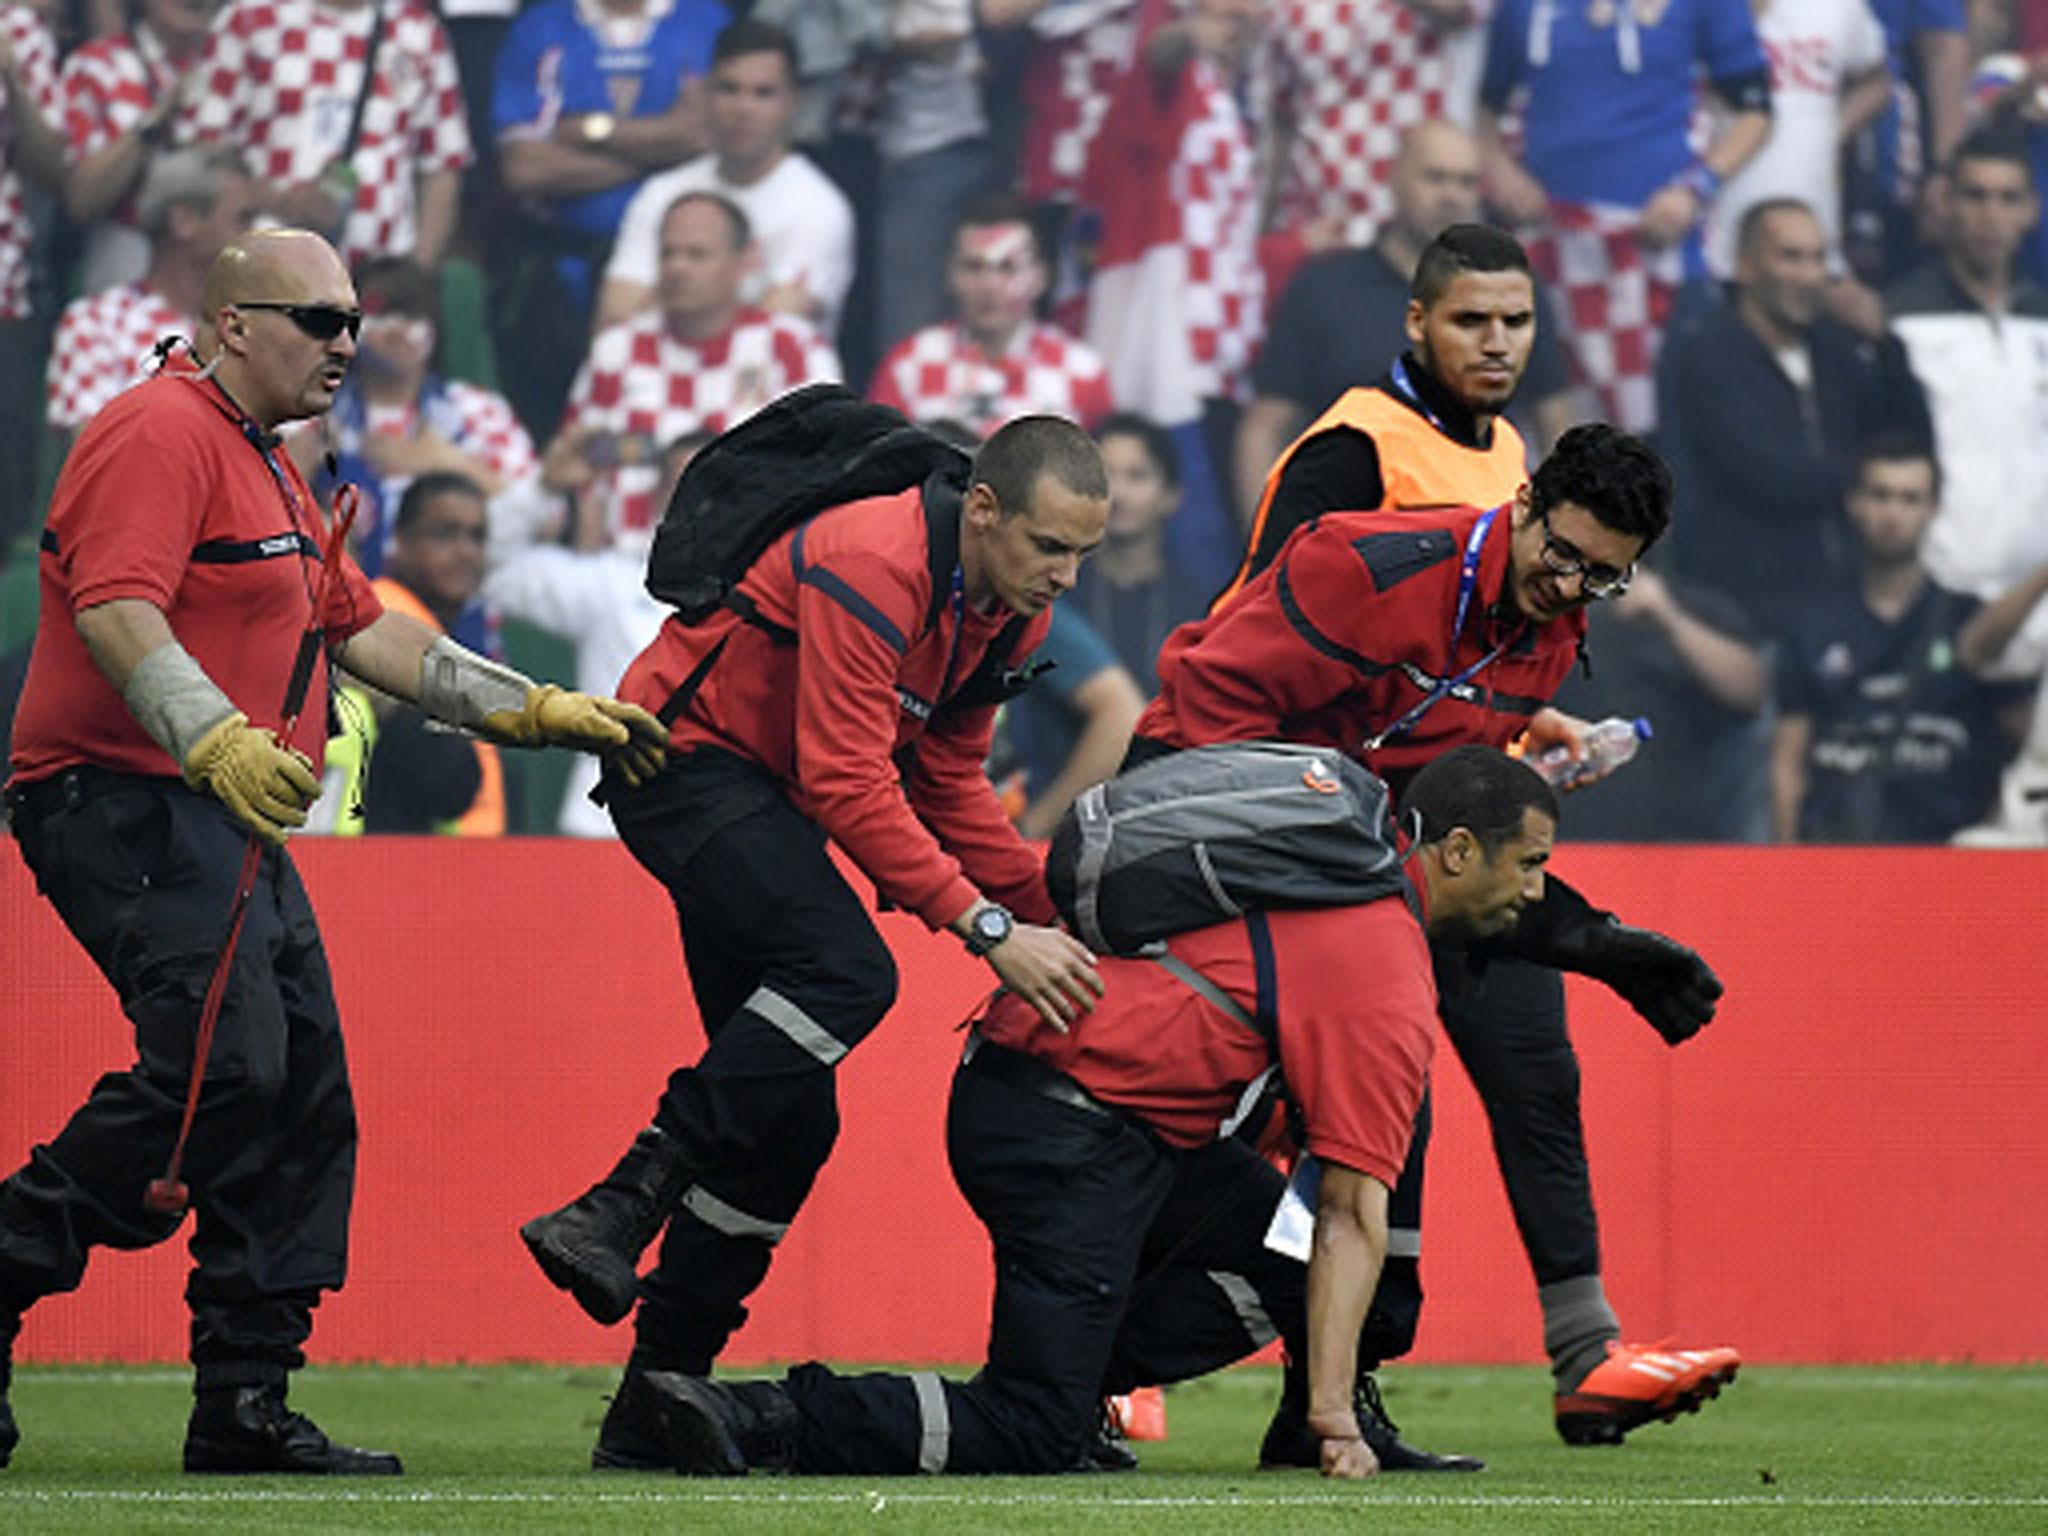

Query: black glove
[[1546, 915, 1724, 1045]]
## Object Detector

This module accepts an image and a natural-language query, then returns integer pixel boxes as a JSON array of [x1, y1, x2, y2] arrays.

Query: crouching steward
[[518, 388, 1111, 1455], [610, 745, 1560, 1478]]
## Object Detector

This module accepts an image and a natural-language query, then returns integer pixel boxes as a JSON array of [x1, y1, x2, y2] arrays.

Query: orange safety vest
[[368, 577, 507, 837], [1220, 383, 1530, 607]]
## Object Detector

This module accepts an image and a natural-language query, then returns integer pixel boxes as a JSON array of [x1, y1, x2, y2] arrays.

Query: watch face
[[973, 907, 1011, 947]]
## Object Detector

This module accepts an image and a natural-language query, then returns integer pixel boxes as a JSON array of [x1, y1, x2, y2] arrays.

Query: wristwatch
[[581, 112, 617, 147], [962, 904, 1014, 958]]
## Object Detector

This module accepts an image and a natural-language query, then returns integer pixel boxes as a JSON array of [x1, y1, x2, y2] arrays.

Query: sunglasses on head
[[237, 301, 363, 342]]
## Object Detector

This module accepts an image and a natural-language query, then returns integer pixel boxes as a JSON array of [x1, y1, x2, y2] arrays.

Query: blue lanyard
[[1363, 506, 1516, 752], [1388, 357, 1444, 433], [938, 565, 967, 697]]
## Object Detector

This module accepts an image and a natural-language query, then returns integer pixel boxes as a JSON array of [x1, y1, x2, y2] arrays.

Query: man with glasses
[[1, 228, 666, 1474], [1130, 423, 1735, 1462]]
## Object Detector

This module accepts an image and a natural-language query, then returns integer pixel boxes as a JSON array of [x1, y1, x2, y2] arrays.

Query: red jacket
[[618, 487, 1054, 930], [1135, 501, 1584, 793]]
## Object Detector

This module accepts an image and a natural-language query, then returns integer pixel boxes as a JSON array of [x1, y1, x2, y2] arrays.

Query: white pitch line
[[2, 1490, 2045, 1510]]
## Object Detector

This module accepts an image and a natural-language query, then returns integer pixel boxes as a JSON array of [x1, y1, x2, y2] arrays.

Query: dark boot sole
[[1257, 1449, 1486, 1473], [1257, 1418, 1485, 1473], [520, 1214, 640, 1326], [1557, 1363, 1740, 1446], [633, 1373, 747, 1476], [183, 1441, 403, 1475], [591, 1444, 673, 1472]]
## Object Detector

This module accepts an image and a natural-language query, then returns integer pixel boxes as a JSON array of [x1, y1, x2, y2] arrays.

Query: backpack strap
[[1141, 909, 1278, 1044], [655, 632, 733, 728], [1149, 950, 1258, 1033], [937, 611, 1052, 714], [1147, 909, 1299, 1147], [921, 470, 965, 634], [1245, 908, 1279, 1043]]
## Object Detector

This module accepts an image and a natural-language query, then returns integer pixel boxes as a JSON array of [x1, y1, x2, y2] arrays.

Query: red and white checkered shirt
[[0, 4, 60, 321], [61, 26, 188, 159], [45, 282, 192, 431], [562, 306, 842, 537], [868, 320, 1114, 439], [177, 0, 472, 265], [1172, 57, 1264, 400], [1257, 0, 1474, 246], [1521, 201, 1683, 435], [429, 380, 536, 486], [1017, 0, 1141, 203]]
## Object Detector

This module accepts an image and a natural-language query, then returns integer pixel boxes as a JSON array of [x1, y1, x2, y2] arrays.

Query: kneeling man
[[612, 745, 1558, 1479]]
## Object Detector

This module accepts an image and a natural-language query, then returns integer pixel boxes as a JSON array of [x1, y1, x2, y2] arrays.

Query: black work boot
[[520, 1125, 691, 1326], [628, 1371, 799, 1476], [1074, 1398, 1139, 1472], [1258, 1360, 1483, 1473], [591, 1369, 673, 1472], [1, 1306, 19, 1470], [184, 1383, 402, 1475]]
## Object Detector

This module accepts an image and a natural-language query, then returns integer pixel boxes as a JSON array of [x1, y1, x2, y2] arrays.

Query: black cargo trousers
[[608, 750, 908, 1373], [772, 1044, 1309, 1474], [1361, 948, 1596, 1367], [1, 770, 356, 1387]]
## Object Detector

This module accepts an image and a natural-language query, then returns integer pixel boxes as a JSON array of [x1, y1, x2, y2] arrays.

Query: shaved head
[[201, 228, 352, 320], [195, 227, 360, 428]]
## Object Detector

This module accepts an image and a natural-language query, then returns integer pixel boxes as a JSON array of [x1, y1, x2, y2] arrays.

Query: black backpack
[[648, 383, 967, 621], [1046, 742, 1414, 956], [641, 383, 1045, 724]]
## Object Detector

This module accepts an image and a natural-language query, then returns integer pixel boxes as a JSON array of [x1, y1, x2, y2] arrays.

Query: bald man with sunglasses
[[1, 229, 666, 1476]]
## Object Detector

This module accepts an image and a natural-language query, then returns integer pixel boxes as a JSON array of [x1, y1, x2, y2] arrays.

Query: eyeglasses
[[236, 302, 363, 342], [1535, 509, 1634, 599]]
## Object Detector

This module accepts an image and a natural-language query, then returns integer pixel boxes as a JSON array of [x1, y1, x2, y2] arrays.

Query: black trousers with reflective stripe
[[0, 776, 355, 1383], [780, 1062, 1307, 1475], [610, 755, 898, 1373], [1361, 951, 1596, 1367]]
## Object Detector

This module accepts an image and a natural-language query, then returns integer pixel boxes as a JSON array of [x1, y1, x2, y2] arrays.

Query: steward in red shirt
[[605, 748, 1560, 1479], [519, 414, 1111, 1463], [1, 230, 664, 1477], [1137, 421, 1736, 1455]]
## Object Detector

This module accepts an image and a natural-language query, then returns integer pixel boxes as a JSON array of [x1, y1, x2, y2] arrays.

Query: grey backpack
[[1046, 742, 1412, 956]]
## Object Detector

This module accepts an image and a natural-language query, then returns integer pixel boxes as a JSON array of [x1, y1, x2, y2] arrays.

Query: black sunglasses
[[237, 301, 363, 342]]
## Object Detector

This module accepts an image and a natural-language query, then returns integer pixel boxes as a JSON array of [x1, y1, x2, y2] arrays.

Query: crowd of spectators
[[6, 0, 2048, 845]]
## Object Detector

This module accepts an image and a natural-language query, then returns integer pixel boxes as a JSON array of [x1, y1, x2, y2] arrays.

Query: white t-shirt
[[604, 151, 857, 340], [1705, 0, 1887, 277], [484, 518, 669, 837]]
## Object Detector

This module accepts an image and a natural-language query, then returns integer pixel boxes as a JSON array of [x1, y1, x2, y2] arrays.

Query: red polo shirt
[[976, 888, 1438, 1185], [10, 359, 381, 784]]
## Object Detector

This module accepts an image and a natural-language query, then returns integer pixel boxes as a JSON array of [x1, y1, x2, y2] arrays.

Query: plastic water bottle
[[1531, 716, 1652, 789]]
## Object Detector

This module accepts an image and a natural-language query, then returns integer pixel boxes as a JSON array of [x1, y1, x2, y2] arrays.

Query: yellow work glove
[[181, 712, 320, 845], [481, 685, 668, 787]]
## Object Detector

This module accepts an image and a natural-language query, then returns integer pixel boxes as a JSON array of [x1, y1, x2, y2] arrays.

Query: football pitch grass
[[2, 1363, 2043, 1533]]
